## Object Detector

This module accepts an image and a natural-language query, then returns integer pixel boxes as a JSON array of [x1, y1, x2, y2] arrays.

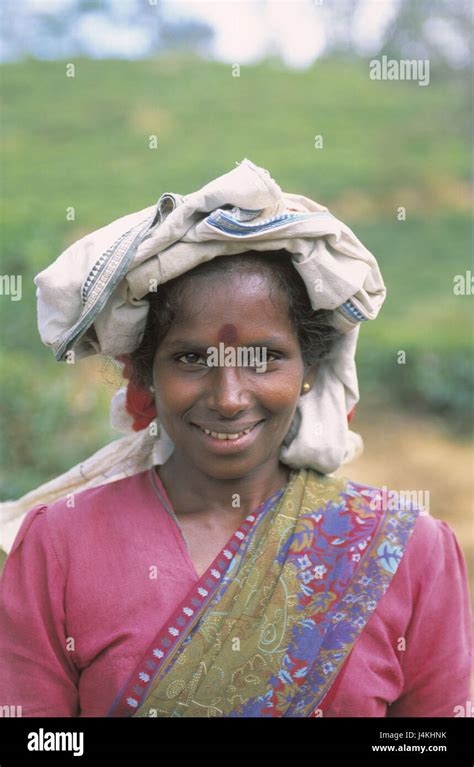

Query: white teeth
[[200, 425, 255, 440]]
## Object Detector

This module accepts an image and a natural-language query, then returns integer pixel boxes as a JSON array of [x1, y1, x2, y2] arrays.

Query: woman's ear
[[302, 363, 319, 393]]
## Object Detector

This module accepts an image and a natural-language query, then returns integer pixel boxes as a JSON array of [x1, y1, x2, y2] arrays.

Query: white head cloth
[[0, 158, 386, 554]]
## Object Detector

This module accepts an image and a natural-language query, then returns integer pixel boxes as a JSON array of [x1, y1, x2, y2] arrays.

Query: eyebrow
[[164, 337, 288, 350]]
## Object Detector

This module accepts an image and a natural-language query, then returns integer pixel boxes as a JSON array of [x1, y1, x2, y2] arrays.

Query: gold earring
[[302, 382, 311, 393]]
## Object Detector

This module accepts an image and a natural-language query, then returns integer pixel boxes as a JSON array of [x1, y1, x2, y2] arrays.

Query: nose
[[206, 365, 252, 417]]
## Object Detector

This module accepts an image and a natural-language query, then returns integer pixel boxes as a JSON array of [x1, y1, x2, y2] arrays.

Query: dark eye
[[257, 351, 282, 365], [247, 350, 282, 371], [176, 352, 206, 366]]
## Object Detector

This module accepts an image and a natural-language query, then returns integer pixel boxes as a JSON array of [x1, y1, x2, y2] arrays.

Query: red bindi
[[217, 323, 238, 345]]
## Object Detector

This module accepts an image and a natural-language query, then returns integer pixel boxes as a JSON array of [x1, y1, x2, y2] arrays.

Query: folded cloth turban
[[0, 158, 386, 554]]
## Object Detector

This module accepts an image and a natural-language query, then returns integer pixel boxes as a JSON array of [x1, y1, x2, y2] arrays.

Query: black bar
[[0, 716, 472, 763]]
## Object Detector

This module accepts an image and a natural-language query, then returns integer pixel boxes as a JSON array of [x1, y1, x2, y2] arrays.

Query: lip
[[190, 419, 265, 452], [193, 420, 263, 435]]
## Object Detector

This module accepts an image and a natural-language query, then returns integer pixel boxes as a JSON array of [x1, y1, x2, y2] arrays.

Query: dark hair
[[126, 249, 343, 389]]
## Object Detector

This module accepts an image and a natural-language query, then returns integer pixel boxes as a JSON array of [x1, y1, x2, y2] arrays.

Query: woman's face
[[152, 270, 316, 480]]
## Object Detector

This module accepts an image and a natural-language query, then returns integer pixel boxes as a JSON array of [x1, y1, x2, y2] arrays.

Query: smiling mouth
[[194, 422, 263, 441]]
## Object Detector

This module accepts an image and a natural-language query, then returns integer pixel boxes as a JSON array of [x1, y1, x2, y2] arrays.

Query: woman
[[0, 159, 472, 717]]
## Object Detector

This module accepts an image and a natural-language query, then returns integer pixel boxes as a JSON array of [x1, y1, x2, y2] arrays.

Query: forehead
[[170, 270, 291, 332]]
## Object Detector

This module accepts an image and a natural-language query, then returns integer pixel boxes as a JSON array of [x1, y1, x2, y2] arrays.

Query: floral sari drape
[[108, 468, 419, 717]]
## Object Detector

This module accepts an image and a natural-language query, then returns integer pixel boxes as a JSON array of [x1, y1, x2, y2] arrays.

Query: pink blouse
[[0, 469, 472, 717]]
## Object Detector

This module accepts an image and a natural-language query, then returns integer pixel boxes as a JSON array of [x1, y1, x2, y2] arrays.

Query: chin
[[189, 448, 280, 482], [193, 458, 259, 481]]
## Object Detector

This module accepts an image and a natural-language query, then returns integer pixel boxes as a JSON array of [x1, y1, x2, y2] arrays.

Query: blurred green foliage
[[0, 53, 472, 500]]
